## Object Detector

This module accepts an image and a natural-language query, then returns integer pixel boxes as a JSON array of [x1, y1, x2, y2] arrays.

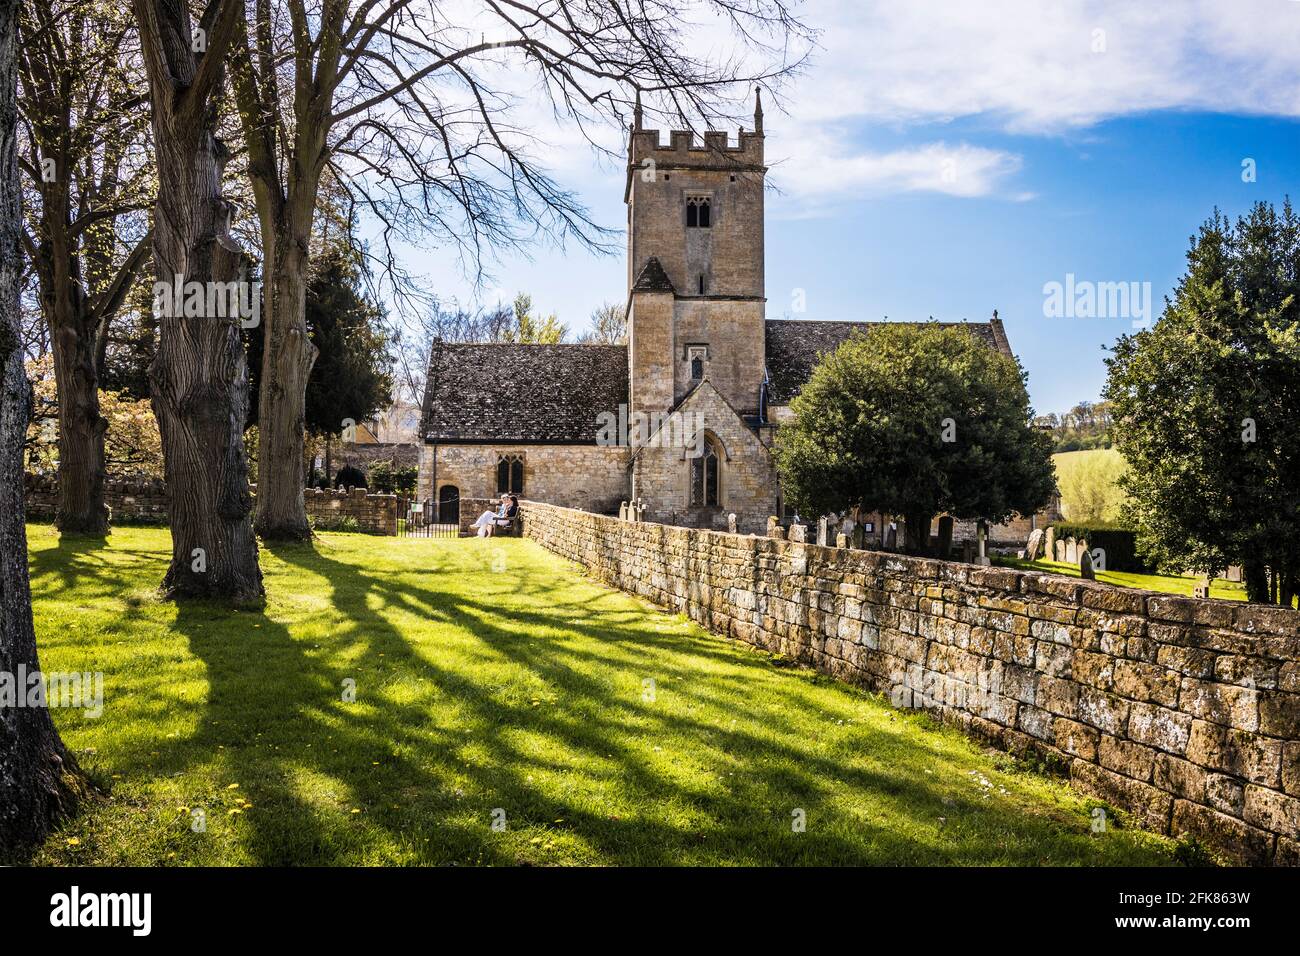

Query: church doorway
[[438, 485, 460, 525]]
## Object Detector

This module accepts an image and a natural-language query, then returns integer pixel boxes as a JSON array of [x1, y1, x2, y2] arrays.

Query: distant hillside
[[1052, 448, 1129, 525], [1035, 400, 1113, 453]]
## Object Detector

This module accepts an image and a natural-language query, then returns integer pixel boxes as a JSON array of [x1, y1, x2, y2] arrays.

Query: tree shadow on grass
[[242, 536, 1132, 866], [27, 533, 161, 597]]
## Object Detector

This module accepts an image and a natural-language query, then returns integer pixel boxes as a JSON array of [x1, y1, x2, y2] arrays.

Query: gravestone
[[835, 533, 848, 548], [767, 516, 781, 539], [1193, 575, 1211, 599], [727, 512, 737, 534], [619, 501, 628, 521], [1026, 528, 1045, 561], [975, 521, 991, 566], [788, 523, 806, 543], [817, 516, 828, 547], [937, 516, 954, 559], [1054, 539, 1066, 562], [1079, 548, 1095, 580], [1065, 538, 1079, 565], [1045, 526, 1057, 562]]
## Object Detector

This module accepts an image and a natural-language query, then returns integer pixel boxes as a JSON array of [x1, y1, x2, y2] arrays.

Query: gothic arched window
[[497, 454, 524, 494], [686, 196, 711, 228], [690, 437, 720, 507]]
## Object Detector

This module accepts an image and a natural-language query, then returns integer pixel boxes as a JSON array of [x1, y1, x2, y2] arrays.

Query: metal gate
[[396, 498, 460, 538]]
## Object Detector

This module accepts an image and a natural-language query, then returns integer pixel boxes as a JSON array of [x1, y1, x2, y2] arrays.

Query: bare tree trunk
[[49, 294, 108, 535], [1244, 559, 1270, 604], [134, 0, 262, 601], [0, 0, 87, 855], [253, 230, 317, 540]]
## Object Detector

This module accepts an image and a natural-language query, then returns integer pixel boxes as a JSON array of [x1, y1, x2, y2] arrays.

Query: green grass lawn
[[21, 524, 1181, 866], [994, 555, 1248, 602]]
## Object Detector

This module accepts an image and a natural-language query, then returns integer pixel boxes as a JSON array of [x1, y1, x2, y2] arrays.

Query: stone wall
[[24, 475, 399, 534], [418, 443, 631, 517], [522, 499, 1300, 865], [298, 486, 398, 534], [23, 473, 168, 523]]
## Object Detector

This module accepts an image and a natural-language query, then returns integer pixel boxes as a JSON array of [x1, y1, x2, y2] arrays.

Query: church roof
[[421, 342, 628, 444], [632, 257, 675, 293], [764, 318, 1012, 405]]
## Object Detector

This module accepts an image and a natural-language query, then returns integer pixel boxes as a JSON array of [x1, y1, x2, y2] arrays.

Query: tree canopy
[[1104, 200, 1300, 605], [774, 323, 1055, 551]]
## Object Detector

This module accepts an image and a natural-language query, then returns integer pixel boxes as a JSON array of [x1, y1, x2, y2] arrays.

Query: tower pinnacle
[[754, 86, 764, 134]]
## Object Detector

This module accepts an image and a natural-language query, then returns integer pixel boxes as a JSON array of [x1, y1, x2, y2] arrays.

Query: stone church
[[418, 93, 1016, 535]]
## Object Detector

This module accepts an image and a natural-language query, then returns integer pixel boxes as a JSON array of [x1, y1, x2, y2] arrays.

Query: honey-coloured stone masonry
[[521, 499, 1300, 865]]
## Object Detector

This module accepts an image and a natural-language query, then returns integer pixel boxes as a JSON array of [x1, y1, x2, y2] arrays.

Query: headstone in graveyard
[[1026, 528, 1045, 561], [1079, 548, 1095, 580]]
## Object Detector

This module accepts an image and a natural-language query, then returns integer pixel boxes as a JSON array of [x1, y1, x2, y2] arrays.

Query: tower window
[[688, 346, 707, 380], [496, 454, 524, 494], [698, 274, 705, 295], [686, 196, 711, 228], [691, 437, 720, 507]]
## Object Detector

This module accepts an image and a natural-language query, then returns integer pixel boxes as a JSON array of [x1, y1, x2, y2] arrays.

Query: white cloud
[[791, 0, 1300, 133], [772, 134, 1025, 208]]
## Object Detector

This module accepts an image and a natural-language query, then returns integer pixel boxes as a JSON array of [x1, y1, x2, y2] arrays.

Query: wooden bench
[[493, 514, 522, 537]]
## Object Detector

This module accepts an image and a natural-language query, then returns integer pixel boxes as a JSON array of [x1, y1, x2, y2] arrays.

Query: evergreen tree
[[775, 323, 1055, 553], [1104, 201, 1300, 605]]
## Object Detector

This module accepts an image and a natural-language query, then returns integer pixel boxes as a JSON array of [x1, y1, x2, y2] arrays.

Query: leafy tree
[[1104, 201, 1300, 605], [1037, 400, 1115, 452], [578, 301, 627, 344], [775, 323, 1056, 553], [509, 293, 567, 344], [1054, 448, 1128, 525], [368, 459, 417, 496], [334, 464, 367, 490]]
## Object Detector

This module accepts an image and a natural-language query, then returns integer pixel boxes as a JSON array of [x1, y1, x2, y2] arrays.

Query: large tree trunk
[[0, 0, 87, 855], [49, 295, 109, 535], [134, 0, 262, 602], [31, 170, 109, 535], [1244, 559, 1271, 604], [253, 230, 318, 540]]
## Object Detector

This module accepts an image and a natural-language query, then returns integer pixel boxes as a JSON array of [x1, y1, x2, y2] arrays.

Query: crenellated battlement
[[628, 127, 765, 168]]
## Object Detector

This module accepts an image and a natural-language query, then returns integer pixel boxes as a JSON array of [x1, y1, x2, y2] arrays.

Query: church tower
[[625, 90, 768, 420]]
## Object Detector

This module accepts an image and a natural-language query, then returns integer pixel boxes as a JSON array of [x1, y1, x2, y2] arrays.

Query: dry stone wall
[[24, 475, 399, 534], [24, 473, 168, 523], [522, 499, 1300, 865]]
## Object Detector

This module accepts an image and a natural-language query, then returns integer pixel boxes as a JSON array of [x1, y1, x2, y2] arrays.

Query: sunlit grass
[[21, 524, 1180, 866], [994, 555, 1247, 601]]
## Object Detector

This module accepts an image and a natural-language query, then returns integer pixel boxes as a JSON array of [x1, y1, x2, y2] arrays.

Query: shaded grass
[[22, 525, 1179, 866]]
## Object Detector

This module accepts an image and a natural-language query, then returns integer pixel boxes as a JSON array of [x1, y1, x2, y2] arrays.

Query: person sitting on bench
[[469, 495, 518, 537]]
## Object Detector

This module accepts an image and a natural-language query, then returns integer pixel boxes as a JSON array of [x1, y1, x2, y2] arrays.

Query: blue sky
[[389, 0, 1300, 416]]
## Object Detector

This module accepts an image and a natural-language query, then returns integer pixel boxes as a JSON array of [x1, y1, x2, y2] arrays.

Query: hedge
[[1050, 523, 1154, 574]]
